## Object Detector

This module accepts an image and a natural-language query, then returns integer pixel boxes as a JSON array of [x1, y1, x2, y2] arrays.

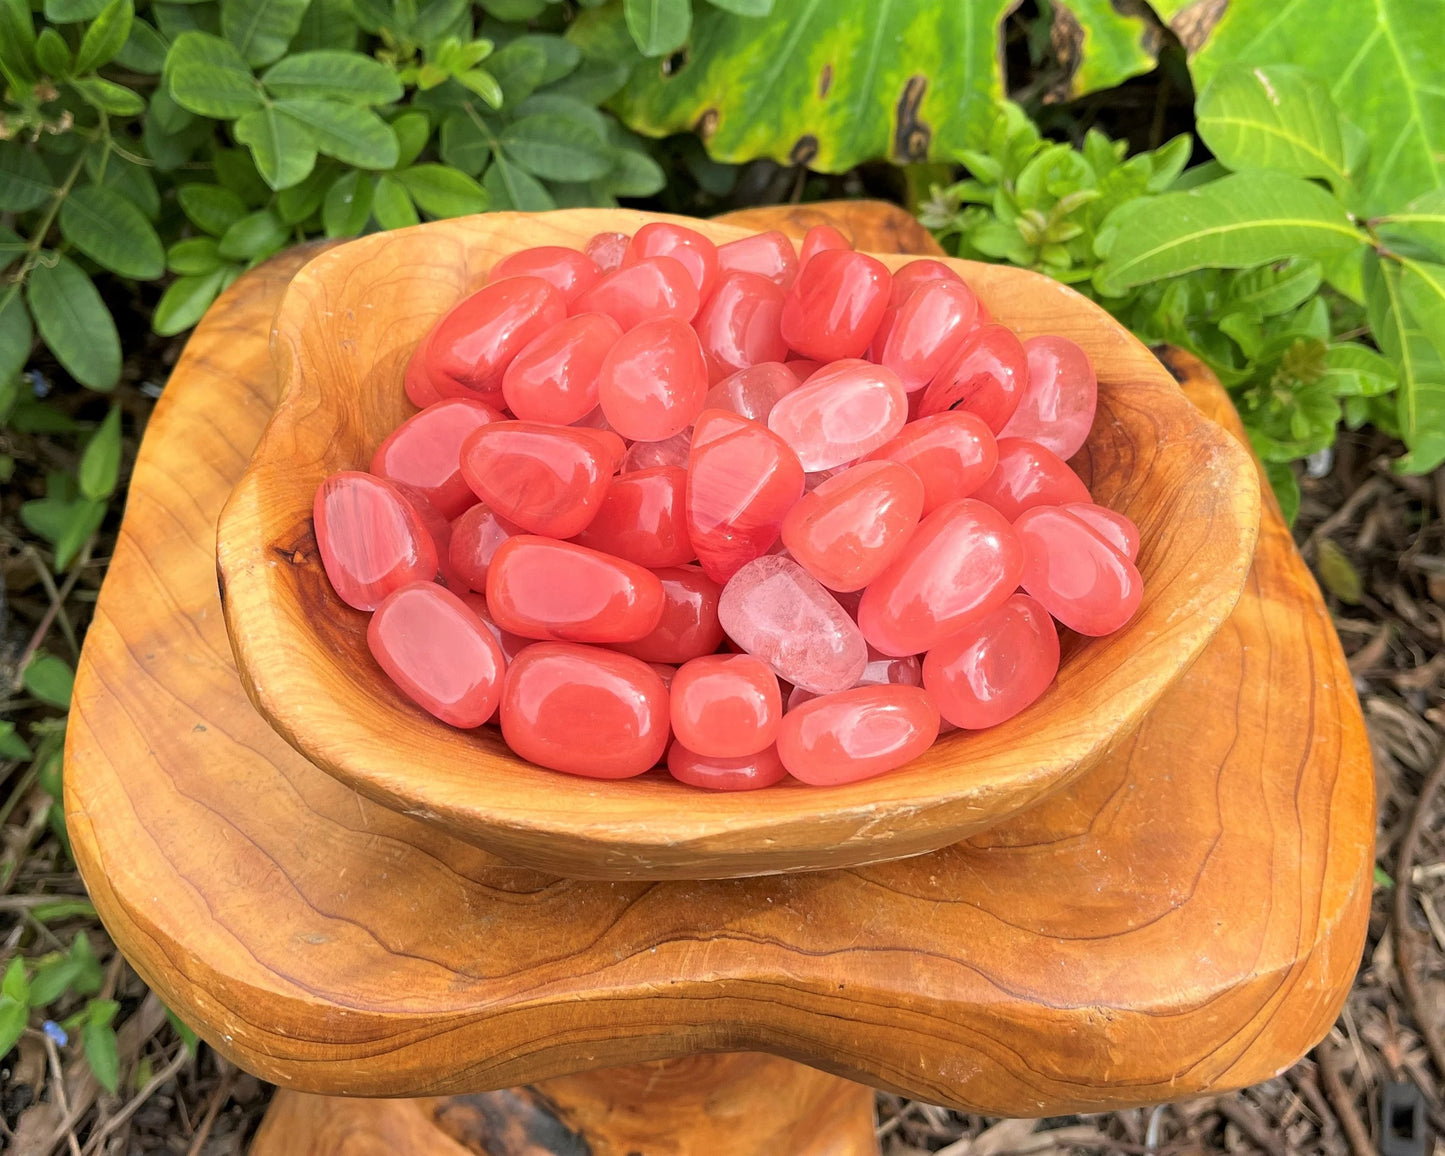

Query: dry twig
[[1393, 744, 1445, 1080]]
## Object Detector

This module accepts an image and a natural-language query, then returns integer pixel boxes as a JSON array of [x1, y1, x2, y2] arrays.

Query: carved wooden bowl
[[216, 208, 1260, 880]]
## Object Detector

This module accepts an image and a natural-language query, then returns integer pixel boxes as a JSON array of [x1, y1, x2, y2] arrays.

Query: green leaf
[[234, 104, 318, 189], [69, 76, 146, 115], [276, 163, 332, 223], [1322, 343, 1397, 397], [153, 267, 228, 335], [1263, 460, 1300, 527], [605, 145, 665, 197], [0, 0, 38, 88], [167, 237, 223, 275], [24, 652, 75, 708], [624, 0, 689, 56], [1365, 250, 1445, 474], [391, 111, 429, 169], [1048, 0, 1159, 98], [509, 33, 580, 86], [0, 721, 32, 761], [261, 50, 402, 102], [46, 0, 106, 21], [479, 0, 544, 16], [579, 0, 1011, 171], [0, 290, 34, 386], [1381, 188, 1445, 258], [1196, 64, 1351, 192], [1315, 538, 1364, 603], [114, 16, 167, 72], [25, 255, 121, 390], [87, 148, 161, 218], [83, 1001, 120, 1092], [59, 184, 165, 279], [31, 899, 98, 922], [75, 0, 134, 73], [440, 112, 491, 174], [1225, 259, 1323, 318], [321, 169, 373, 236], [0, 996, 25, 1056], [482, 154, 554, 211], [29, 957, 82, 1006], [486, 39, 547, 105], [165, 1007, 199, 1051], [1180, 0, 1445, 213], [543, 56, 629, 104], [516, 92, 610, 140], [179, 184, 248, 236], [499, 113, 613, 181], [0, 145, 54, 212], [705, 0, 774, 13], [37, 27, 74, 75], [1094, 172, 1364, 295], [276, 100, 399, 169], [78, 404, 122, 500], [154, 1, 220, 40], [371, 173, 418, 229], [395, 164, 486, 218], [167, 31, 264, 116], [221, 0, 307, 66], [217, 207, 288, 260], [2, 956, 27, 1003]]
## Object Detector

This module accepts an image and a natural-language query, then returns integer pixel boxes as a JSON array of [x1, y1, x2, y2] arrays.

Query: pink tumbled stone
[[622, 429, 693, 472], [998, 335, 1098, 459], [1061, 502, 1140, 561], [718, 555, 868, 694], [703, 362, 799, 422], [767, 359, 908, 471], [667, 743, 788, 790], [776, 685, 940, 786]]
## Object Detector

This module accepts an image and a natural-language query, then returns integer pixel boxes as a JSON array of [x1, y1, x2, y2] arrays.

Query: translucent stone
[[716, 229, 798, 288], [404, 353, 443, 408], [780, 461, 924, 592], [693, 271, 788, 384], [1061, 502, 1139, 561], [779, 249, 890, 361], [460, 592, 534, 663], [502, 312, 622, 425], [798, 223, 851, 267], [446, 503, 516, 593], [489, 246, 601, 303], [971, 437, 1091, 522], [718, 555, 868, 694], [667, 743, 788, 791], [573, 255, 700, 330], [370, 398, 502, 519], [881, 278, 979, 392], [420, 275, 566, 404], [887, 258, 965, 307], [369, 582, 505, 728], [621, 429, 692, 472], [670, 653, 782, 758], [998, 335, 1098, 459], [1015, 506, 1143, 636], [775, 685, 939, 786], [584, 231, 629, 272], [597, 317, 709, 441], [864, 411, 997, 514], [573, 465, 694, 568], [917, 322, 1029, 433], [623, 222, 719, 299], [314, 471, 438, 611], [486, 536, 665, 643], [703, 362, 798, 422], [611, 565, 725, 664], [922, 593, 1059, 730], [767, 359, 908, 471]]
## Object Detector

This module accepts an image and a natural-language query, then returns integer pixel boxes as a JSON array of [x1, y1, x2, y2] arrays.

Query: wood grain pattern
[[215, 206, 1262, 880], [64, 204, 1372, 1115]]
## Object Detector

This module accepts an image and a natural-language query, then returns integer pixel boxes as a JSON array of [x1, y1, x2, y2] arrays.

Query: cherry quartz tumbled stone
[[419, 275, 566, 404], [573, 255, 700, 330], [971, 437, 1091, 522], [460, 422, 624, 539], [922, 593, 1060, 730], [447, 502, 515, 592], [888, 258, 965, 307], [780, 249, 891, 362], [719, 555, 869, 694], [368, 582, 506, 728], [622, 430, 692, 472], [865, 411, 997, 514], [489, 246, 601, 303], [768, 359, 908, 471], [501, 643, 670, 778], [776, 685, 940, 786], [858, 498, 1024, 656], [999, 335, 1098, 459], [574, 466, 694, 568], [502, 312, 621, 425], [314, 472, 438, 611], [686, 410, 806, 583], [486, 536, 664, 644], [1061, 502, 1139, 561], [1016, 506, 1144, 636], [704, 362, 798, 422], [881, 279, 979, 392], [716, 229, 798, 288], [370, 398, 501, 519], [462, 592, 534, 664], [585, 231, 629, 272], [597, 317, 709, 441], [798, 224, 851, 267], [667, 743, 788, 791], [623, 222, 719, 299], [693, 271, 789, 384], [670, 654, 782, 758], [782, 461, 924, 592], [918, 322, 1029, 433], [612, 565, 724, 664], [404, 354, 442, 408]]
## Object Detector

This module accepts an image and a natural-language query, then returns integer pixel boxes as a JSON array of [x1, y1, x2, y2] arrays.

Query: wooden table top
[[63, 202, 1374, 1116]]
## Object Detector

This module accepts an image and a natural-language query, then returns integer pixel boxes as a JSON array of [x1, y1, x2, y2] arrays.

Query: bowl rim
[[217, 207, 1261, 879]]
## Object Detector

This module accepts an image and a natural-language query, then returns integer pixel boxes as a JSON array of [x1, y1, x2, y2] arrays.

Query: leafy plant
[[0, 935, 123, 1090]]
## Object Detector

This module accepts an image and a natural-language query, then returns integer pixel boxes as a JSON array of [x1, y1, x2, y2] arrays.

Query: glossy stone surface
[[446, 502, 515, 592], [461, 591, 534, 663], [718, 555, 868, 694], [370, 398, 501, 519], [486, 536, 665, 643], [998, 335, 1098, 459], [922, 593, 1059, 730], [716, 229, 798, 288], [693, 271, 789, 384], [781, 461, 924, 592], [666, 743, 788, 791], [670, 653, 782, 758], [490, 245, 601, 303], [502, 312, 622, 425], [573, 465, 694, 568], [611, 565, 724, 664], [798, 223, 851, 267], [779, 249, 891, 362], [574, 255, 700, 330], [858, 498, 1024, 656], [622, 430, 692, 472], [970, 437, 1091, 522], [421, 276, 566, 403], [368, 582, 505, 728], [624, 222, 719, 299], [888, 258, 965, 307], [314, 471, 438, 611], [776, 685, 940, 786], [404, 354, 442, 408], [584, 231, 629, 272], [865, 411, 997, 514], [597, 317, 709, 442], [917, 323, 1029, 433], [686, 410, 805, 583], [500, 643, 669, 778], [1061, 502, 1139, 561], [881, 279, 979, 392], [767, 359, 908, 471], [703, 362, 798, 422], [1016, 506, 1144, 636], [459, 421, 624, 538], [389, 480, 462, 591]]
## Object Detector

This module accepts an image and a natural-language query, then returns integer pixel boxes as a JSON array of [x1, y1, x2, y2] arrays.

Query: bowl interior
[[217, 207, 1260, 879]]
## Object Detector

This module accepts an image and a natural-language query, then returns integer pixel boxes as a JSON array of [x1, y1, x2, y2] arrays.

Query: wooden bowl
[[216, 208, 1260, 880]]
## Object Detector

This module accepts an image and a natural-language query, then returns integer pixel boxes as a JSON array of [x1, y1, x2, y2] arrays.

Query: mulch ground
[[2, 389, 1442, 1153]]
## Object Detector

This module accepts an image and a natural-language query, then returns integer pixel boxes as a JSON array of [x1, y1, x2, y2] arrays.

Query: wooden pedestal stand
[[63, 203, 1374, 1156]]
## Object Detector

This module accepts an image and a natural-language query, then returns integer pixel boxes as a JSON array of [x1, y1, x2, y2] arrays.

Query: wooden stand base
[[250, 1054, 878, 1155]]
